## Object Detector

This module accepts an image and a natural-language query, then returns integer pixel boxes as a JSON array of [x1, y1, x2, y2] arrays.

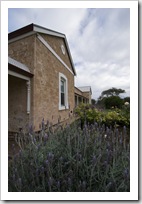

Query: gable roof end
[[77, 86, 92, 95], [8, 23, 76, 76]]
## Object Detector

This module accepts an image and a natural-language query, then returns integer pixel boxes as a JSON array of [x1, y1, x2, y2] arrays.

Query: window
[[59, 73, 68, 110], [61, 44, 65, 55], [61, 78, 65, 106]]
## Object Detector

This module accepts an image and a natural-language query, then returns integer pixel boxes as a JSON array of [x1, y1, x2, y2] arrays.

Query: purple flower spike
[[48, 177, 53, 186], [41, 166, 44, 173], [18, 178, 22, 185], [57, 181, 60, 189], [68, 177, 72, 186], [36, 169, 39, 176], [92, 155, 96, 165], [104, 160, 108, 167], [42, 118, 45, 130], [123, 126, 127, 135], [29, 124, 33, 134], [48, 152, 54, 161], [82, 181, 86, 191], [13, 174, 16, 181], [123, 168, 129, 180], [45, 160, 49, 166], [37, 144, 41, 151], [119, 138, 122, 144], [106, 182, 112, 190]]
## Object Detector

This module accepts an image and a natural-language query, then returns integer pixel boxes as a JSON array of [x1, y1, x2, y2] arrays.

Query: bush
[[104, 96, 124, 109], [75, 104, 130, 128], [8, 120, 130, 192]]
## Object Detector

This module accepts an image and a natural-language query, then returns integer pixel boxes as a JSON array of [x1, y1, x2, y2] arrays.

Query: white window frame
[[59, 72, 68, 110]]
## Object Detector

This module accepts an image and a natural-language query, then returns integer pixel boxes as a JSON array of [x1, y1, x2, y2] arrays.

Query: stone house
[[74, 86, 92, 106], [8, 23, 92, 133]]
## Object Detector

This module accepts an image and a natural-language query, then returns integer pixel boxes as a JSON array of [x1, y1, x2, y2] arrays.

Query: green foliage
[[96, 96, 107, 109], [97, 87, 127, 109], [91, 98, 96, 105], [101, 87, 125, 97], [75, 104, 130, 128], [123, 97, 130, 103], [8, 120, 130, 192], [104, 96, 124, 109]]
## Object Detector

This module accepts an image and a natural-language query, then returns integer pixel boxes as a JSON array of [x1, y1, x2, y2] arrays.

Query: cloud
[[8, 8, 130, 100]]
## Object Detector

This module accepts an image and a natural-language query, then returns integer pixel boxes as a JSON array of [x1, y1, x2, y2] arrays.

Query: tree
[[96, 96, 107, 109], [101, 87, 125, 97], [91, 99, 96, 105], [104, 96, 124, 109], [123, 97, 130, 104]]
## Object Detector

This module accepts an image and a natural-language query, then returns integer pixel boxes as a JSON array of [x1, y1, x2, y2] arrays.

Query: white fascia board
[[8, 70, 30, 81], [8, 31, 35, 44], [34, 25, 65, 38], [64, 37, 76, 76], [37, 34, 74, 76]]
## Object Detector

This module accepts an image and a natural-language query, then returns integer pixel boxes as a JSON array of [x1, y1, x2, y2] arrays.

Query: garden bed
[[8, 119, 130, 192]]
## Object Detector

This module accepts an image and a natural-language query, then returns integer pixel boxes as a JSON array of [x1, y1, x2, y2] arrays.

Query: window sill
[[59, 106, 69, 111]]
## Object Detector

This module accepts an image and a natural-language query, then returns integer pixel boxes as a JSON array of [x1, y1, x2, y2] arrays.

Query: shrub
[[104, 96, 123, 109], [8, 120, 130, 192], [75, 104, 130, 128]]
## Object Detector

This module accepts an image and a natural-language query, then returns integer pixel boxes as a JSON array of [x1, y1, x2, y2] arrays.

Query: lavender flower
[[57, 181, 60, 189], [33, 138, 36, 143], [48, 152, 54, 161], [103, 160, 108, 167], [123, 168, 129, 180], [94, 122, 98, 128], [36, 168, 39, 176], [37, 144, 41, 151], [41, 118, 45, 130], [18, 178, 22, 186], [59, 156, 63, 163], [45, 160, 49, 166], [76, 153, 82, 161], [43, 133, 48, 141], [115, 128, 119, 137], [29, 124, 33, 134], [48, 177, 53, 186], [119, 138, 122, 144], [123, 125, 127, 133], [82, 181, 86, 191], [92, 155, 96, 165], [106, 182, 112, 191], [41, 166, 44, 173], [13, 173, 16, 181], [16, 178, 22, 191]]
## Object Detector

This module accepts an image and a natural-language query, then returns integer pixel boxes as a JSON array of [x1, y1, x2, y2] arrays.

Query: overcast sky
[[8, 8, 130, 100]]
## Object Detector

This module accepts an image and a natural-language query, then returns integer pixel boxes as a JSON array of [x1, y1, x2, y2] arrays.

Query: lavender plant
[[8, 120, 130, 192]]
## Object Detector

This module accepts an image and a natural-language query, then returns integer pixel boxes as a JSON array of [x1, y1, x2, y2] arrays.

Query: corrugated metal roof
[[8, 56, 31, 73], [77, 86, 92, 94]]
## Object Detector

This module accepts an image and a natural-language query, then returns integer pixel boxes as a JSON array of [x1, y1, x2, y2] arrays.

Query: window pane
[[61, 93, 65, 106], [61, 80, 65, 93]]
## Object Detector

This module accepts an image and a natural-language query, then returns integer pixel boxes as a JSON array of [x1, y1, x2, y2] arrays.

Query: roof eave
[[8, 23, 77, 76], [8, 63, 34, 78]]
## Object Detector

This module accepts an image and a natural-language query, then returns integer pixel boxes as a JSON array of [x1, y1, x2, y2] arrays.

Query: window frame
[[59, 72, 68, 110]]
